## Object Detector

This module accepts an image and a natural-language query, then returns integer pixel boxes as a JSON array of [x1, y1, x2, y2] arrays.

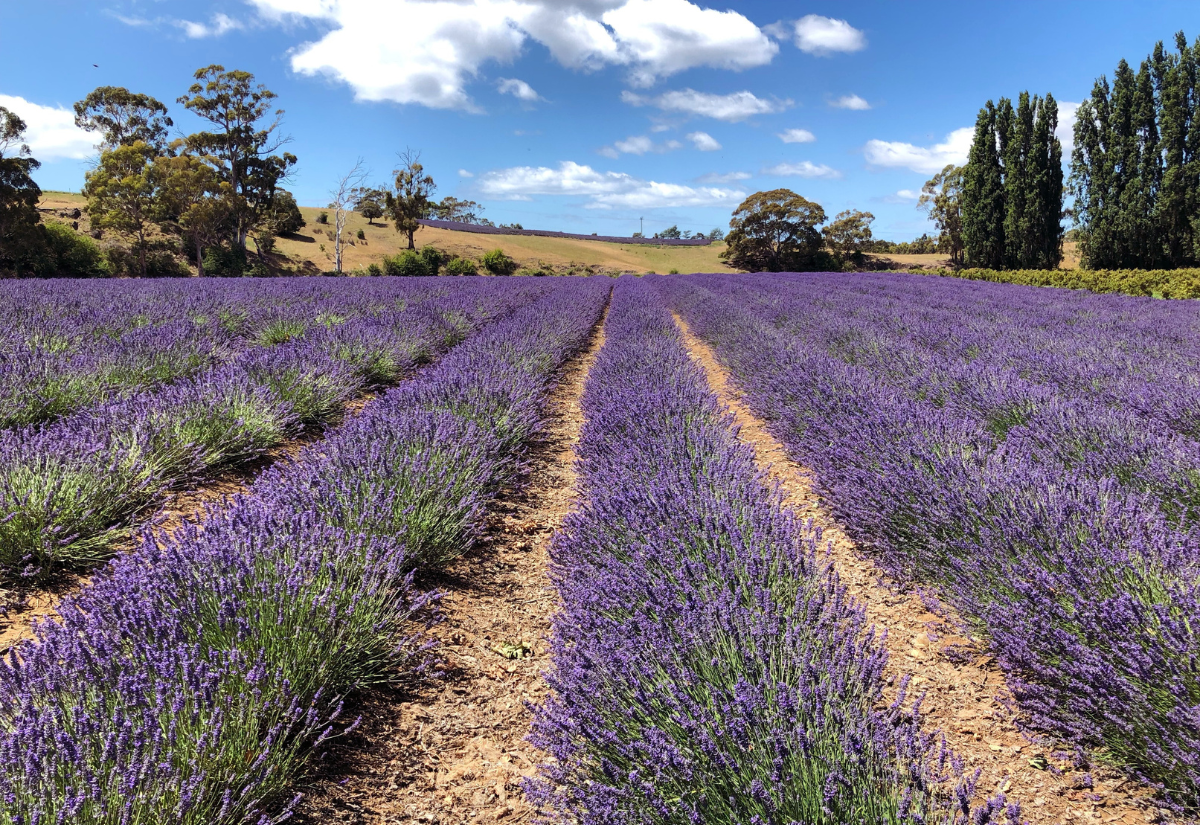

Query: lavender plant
[[664, 272, 1200, 811], [527, 279, 1013, 825], [0, 279, 609, 823]]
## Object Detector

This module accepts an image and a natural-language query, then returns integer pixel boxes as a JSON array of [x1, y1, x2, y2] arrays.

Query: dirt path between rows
[[291, 302, 609, 825], [0, 395, 377, 655], [672, 314, 1167, 825]]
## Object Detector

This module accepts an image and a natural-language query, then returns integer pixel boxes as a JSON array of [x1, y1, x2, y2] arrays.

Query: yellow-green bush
[[924, 267, 1200, 299]]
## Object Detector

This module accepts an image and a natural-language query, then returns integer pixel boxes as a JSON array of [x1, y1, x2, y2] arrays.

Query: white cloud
[[0, 94, 95, 160], [602, 134, 683, 156], [791, 15, 866, 56], [778, 128, 815, 144], [497, 77, 541, 102], [879, 188, 922, 204], [863, 127, 973, 174], [615, 135, 654, 155], [176, 13, 243, 38], [622, 88, 791, 122], [687, 131, 721, 151], [831, 94, 871, 110], [250, 0, 778, 109], [697, 170, 751, 183], [1057, 101, 1079, 154], [459, 169, 475, 177], [763, 160, 842, 179], [477, 160, 746, 209]]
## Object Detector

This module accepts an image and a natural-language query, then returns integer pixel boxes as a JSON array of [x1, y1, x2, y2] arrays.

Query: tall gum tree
[[178, 65, 296, 252]]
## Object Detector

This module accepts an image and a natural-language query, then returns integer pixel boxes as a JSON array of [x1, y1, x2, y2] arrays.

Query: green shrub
[[33, 222, 110, 278], [316, 211, 328, 225], [202, 245, 248, 277], [668, 268, 680, 275], [481, 248, 518, 275], [419, 245, 445, 275], [365, 262, 383, 277], [443, 257, 478, 276], [383, 250, 431, 277], [925, 267, 1200, 299], [356, 229, 365, 240]]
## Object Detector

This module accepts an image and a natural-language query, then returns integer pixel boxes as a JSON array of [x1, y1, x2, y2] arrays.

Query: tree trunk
[[406, 229, 416, 250], [196, 237, 204, 277], [138, 227, 147, 278]]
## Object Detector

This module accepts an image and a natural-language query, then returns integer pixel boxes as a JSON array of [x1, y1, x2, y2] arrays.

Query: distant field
[[36, 193, 1077, 275], [281, 206, 736, 274]]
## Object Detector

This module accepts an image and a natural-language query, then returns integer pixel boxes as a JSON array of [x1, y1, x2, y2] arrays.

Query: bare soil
[[290, 299, 609, 825], [673, 314, 1169, 825]]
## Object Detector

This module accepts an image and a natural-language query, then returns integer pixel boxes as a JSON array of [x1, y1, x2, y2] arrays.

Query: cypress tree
[[1039, 94, 1065, 268], [963, 103, 1006, 268], [1157, 33, 1197, 266], [1004, 92, 1035, 267]]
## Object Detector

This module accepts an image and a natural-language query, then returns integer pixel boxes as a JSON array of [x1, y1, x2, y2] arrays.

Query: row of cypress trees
[[1070, 32, 1200, 270], [962, 93, 1065, 270]]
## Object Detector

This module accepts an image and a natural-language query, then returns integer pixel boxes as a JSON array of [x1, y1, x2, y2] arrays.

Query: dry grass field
[[281, 206, 736, 274], [37, 192, 1079, 275]]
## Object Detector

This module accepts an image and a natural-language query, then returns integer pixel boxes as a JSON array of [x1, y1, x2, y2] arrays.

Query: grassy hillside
[[282, 205, 736, 275], [37, 192, 1079, 275]]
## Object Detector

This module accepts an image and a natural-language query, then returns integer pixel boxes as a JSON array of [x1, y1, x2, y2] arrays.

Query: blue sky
[[3, 0, 1198, 241]]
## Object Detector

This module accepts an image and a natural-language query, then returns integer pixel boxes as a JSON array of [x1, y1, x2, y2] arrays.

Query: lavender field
[[0, 273, 1196, 823]]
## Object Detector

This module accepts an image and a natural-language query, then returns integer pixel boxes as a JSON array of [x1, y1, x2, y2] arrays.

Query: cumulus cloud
[[0, 94, 95, 160], [497, 77, 542, 102], [477, 160, 746, 209], [459, 169, 475, 177], [1057, 101, 1079, 154], [601, 134, 684, 156], [176, 13, 244, 38], [687, 131, 721, 151], [863, 127, 973, 174], [778, 128, 815, 144], [622, 88, 791, 122], [762, 160, 842, 179], [831, 94, 871, 110], [696, 170, 751, 183], [791, 15, 866, 55], [249, 0, 778, 109]]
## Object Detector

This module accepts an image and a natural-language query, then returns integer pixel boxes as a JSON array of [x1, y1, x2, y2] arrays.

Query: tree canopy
[[722, 189, 827, 272], [178, 65, 296, 251], [73, 86, 173, 152], [0, 106, 45, 276], [385, 149, 436, 250]]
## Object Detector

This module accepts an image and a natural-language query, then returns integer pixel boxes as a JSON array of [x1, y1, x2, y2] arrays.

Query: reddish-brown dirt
[[290, 303, 608, 825], [673, 314, 1171, 825]]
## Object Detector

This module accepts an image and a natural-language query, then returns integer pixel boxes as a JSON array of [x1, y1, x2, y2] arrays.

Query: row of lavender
[[528, 279, 1013, 825], [0, 279, 609, 824], [663, 273, 1200, 811], [0, 278, 445, 430], [416, 218, 712, 246], [1, 280, 550, 581]]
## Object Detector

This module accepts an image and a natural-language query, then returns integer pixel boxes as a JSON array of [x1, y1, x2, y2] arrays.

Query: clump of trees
[[961, 91, 1064, 270], [1071, 32, 1200, 269], [0, 66, 301, 278], [722, 190, 880, 271]]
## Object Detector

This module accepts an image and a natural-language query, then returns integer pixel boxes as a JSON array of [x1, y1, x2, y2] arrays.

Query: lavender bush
[[0, 280, 549, 580], [663, 272, 1200, 810], [527, 278, 1014, 825], [0, 279, 609, 824]]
